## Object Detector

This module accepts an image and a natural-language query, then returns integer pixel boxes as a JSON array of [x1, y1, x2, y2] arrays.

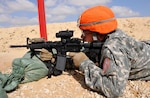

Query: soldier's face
[[81, 30, 93, 42]]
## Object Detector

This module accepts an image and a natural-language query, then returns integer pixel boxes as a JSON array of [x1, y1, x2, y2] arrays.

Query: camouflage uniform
[[79, 29, 150, 97]]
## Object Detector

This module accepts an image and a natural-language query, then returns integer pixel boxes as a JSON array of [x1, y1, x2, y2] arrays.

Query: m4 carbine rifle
[[10, 30, 103, 76]]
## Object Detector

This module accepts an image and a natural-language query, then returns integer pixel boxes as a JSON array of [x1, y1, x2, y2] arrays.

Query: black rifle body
[[10, 30, 103, 71]]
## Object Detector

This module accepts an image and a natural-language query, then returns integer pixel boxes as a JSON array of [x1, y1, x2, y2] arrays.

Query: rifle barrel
[[10, 45, 27, 48]]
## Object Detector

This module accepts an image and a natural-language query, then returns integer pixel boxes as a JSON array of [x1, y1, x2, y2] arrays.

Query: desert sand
[[0, 17, 150, 98]]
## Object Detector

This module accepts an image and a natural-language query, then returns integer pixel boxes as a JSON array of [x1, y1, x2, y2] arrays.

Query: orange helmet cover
[[78, 6, 117, 34]]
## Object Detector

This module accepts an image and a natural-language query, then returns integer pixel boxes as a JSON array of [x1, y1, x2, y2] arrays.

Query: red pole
[[37, 0, 48, 41]]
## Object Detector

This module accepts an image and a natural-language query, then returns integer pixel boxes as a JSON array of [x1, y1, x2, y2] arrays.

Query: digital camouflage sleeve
[[79, 29, 150, 98]]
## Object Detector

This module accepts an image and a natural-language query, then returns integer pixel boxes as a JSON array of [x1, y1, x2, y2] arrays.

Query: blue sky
[[0, 0, 150, 27]]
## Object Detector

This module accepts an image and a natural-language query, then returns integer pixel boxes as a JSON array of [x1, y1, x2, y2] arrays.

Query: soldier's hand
[[29, 38, 45, 43], [68, 52, 89, 67], [40, 48, 55, 63]]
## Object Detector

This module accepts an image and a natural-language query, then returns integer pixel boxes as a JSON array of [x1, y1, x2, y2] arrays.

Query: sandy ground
[[0, 17, 150, 98]]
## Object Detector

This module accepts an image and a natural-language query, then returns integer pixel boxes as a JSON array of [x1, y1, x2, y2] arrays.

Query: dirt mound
[[0, 17, 150, 98]]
